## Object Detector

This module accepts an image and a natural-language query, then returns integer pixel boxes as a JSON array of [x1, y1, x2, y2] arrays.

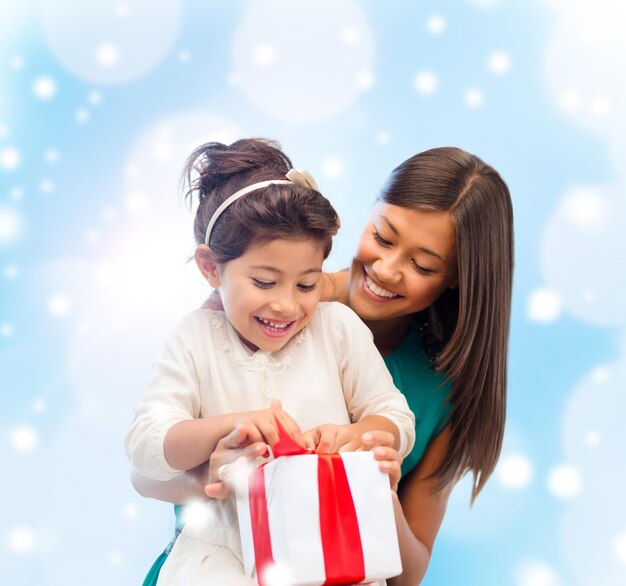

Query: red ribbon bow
[[249, 419, 366, 585]]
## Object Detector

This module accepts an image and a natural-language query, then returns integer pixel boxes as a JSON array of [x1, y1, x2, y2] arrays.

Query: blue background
[[2, 1, 626, 584]]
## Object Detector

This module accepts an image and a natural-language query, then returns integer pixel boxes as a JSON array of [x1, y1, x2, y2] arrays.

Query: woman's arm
[[320, 268, 349, 304], [131, 466, 208, 503], [389, 424, 455, 586]]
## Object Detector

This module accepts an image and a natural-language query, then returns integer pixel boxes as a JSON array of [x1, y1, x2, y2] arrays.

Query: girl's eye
[[252, 278, 274, 289], [411, 260, 434, 275], [297, 283, 318, 292], [372, 229, 392, 247]]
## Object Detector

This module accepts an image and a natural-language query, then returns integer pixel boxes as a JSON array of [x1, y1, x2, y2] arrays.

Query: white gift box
[[235, 451, 402, 586]]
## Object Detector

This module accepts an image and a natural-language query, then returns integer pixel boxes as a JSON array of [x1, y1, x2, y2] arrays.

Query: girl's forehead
[[229, 237, 325, 272]]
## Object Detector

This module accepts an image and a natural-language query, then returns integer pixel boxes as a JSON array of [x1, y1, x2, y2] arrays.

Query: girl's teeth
[[365, 274, 398, 298], [258, 317, 291, 331]]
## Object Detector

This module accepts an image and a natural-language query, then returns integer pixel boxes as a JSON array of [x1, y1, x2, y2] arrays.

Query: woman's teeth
[[365, 274, 399, 299], [257, 317, 292, 331]]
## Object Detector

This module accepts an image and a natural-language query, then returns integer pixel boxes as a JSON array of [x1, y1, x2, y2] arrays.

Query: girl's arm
[[131, 421, 271, 502], [164, 401, 305, 472], [388, 424, 454, 586]]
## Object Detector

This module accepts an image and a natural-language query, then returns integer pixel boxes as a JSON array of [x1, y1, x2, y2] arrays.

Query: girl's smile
[[200, 237, 324, 353]]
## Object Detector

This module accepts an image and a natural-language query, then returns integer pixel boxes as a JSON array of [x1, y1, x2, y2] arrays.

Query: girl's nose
[[269, 289, 298, 315]]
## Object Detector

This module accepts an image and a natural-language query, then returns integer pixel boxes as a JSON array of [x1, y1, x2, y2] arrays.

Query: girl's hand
[[204, 422, 270, 499], [362, 430, 402, 492], [235, 398, 306, 449], [303, 423, 366, 453]]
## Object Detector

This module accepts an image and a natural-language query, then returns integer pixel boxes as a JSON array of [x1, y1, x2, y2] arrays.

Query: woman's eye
[[411, 260, 434, 275], [252, 279, 274, 288], [372, 229, 392, 247], [297, 283, 318, 292]]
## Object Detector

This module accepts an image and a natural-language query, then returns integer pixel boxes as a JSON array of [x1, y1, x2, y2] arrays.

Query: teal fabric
[[383, 321, 452, 477], [140, 321, 451, 583]]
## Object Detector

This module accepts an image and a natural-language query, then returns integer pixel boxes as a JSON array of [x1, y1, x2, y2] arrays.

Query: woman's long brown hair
[[380, 147, 514, 501]]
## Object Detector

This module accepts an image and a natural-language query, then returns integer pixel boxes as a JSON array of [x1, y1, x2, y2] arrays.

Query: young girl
[[125, 138, 416, 584]]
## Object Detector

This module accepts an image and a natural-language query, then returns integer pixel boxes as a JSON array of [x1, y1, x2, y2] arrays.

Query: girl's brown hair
[[183, 138, 339, 262], [380, 146, 514, 501]]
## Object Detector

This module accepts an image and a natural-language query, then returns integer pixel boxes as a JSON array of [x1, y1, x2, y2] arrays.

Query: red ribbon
[[249, 419, 366, 585]]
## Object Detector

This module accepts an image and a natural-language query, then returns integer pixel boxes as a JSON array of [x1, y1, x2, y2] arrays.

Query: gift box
[[235, 429, 402, 586]]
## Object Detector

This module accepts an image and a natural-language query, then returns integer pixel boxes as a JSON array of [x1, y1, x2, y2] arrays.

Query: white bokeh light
[[0, 206, 23, 244], [88, 91, 103, 106], [4, 264, 19, 279], [9, 188, 23, 201], [1, 323, 14, 337], [544, 1, 626, 135], [321, 157, 345, 180], [33, 76, 57, 99], [497, 454, 533, 489], [376, 131, 390, 146], [32, 399, 47, 413], [467, 0, 502, 7], [179, 500, 214, 531], [488, 50, 512, 75], [561, 360, 626, 477], [9, 55, 24, 70], [7, 526, 36, 554], [232, 0, 375, 123], [541, 185, 626, 326], [1, 147, 21, 170], [95, 43, 121, 68], [41, 0, 182, 84], [414, 71, 438, 95], [44, 149, 60, 163], [426, 14, 447, 35], [107, 550, 123, 566], [75, 108, 90, 123], [261, 561, 294, 586], [515, 559, 561, 586], [548, 464, 581, 499], [40, 179, 55, 194], [48, 294, 71, 317], [614, 531, 626, 564], [465, 88, 484, 108], [528, 288, 562, 322], [10, 425, 39, 453]]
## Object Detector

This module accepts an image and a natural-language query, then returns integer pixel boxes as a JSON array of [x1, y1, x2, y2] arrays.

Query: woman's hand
[[362, 430, 402, 491], [201, 289, 224, 311], [320, 269, 349, 304], [303, 423, 367, 453]]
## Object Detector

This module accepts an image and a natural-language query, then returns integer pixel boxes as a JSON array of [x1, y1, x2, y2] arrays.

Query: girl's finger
[[274, 410, 306, 448]]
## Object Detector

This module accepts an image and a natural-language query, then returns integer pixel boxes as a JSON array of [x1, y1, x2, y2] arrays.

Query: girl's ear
[[195, 244, 221, 288]]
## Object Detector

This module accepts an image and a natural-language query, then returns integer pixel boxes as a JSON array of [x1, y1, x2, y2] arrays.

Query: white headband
[[203, 168, 319, 245]]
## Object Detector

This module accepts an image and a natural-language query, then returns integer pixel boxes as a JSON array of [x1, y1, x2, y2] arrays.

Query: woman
[[132, 146, 514, 585]]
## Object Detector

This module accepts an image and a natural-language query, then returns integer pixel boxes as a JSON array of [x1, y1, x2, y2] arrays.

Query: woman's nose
[[372, 255, 401, 283]]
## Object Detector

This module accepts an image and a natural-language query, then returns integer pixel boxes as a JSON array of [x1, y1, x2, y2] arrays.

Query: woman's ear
[[195, 244, 221, 288]]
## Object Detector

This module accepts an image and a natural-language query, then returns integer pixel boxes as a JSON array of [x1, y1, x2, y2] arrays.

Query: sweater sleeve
[[124, 312, 205, 481], [325, 303, 416, 458]]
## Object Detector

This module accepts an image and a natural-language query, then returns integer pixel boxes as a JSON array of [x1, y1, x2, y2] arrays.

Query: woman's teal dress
[[141, 319, 451, 585]]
